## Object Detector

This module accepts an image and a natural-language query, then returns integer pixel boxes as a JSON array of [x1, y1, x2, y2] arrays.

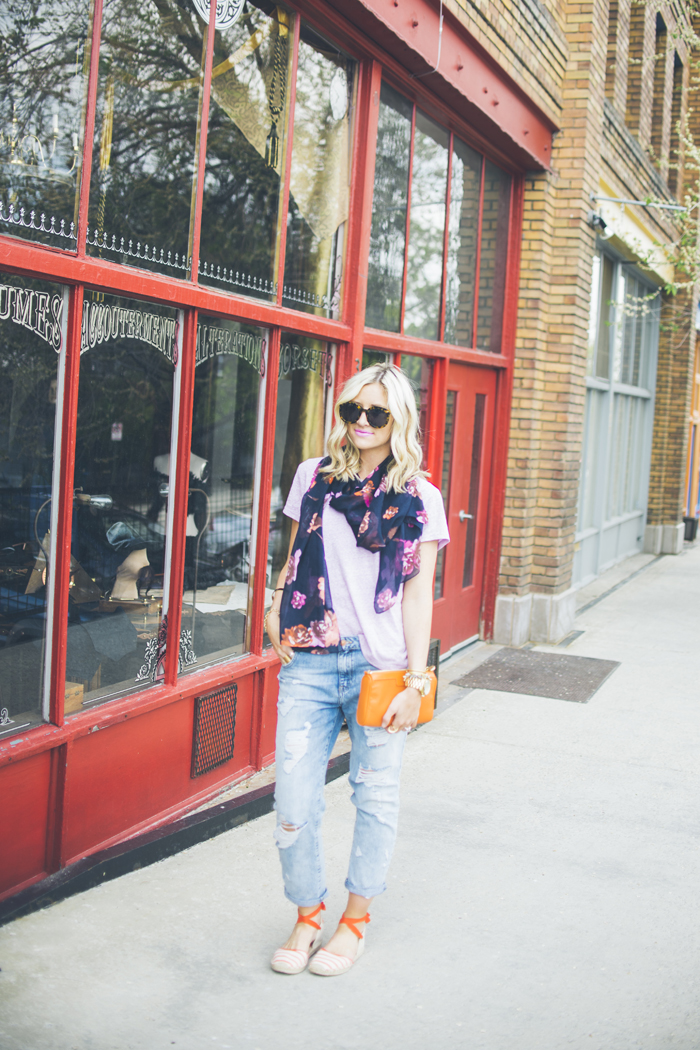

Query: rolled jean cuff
[[284, 887, 329, 907], [344, 877, 387, 899]]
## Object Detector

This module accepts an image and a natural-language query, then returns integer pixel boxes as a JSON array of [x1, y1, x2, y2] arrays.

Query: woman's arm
[[266, 520, 299, 663], [381, 540, 438, 731]]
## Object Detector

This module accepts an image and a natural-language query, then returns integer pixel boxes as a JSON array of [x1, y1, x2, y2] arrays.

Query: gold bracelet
[[403, 668, 434, 697]]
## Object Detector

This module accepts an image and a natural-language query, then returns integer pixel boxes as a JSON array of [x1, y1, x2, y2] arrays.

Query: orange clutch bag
[[356, 669, 437, 727]]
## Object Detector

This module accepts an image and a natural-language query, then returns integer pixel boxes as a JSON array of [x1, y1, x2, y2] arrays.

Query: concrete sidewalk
[[1, 547, 699, 1050]]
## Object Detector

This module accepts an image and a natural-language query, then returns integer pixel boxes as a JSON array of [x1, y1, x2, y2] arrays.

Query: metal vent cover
[[191, 683, 237, 778]]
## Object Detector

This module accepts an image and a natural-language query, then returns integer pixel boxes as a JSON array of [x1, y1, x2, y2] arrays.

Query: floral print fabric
[[278, 456, 426, 651]]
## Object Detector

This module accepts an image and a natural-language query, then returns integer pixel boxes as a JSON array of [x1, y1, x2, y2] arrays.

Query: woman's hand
[[381, 686, 421, 732], [266, 604, 294, 665]]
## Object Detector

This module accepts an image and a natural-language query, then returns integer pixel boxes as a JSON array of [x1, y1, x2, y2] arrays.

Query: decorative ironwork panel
[[191, 683, 238, 778]]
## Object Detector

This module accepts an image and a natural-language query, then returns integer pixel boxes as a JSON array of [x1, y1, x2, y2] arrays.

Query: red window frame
[[0, 0, 524, 752]]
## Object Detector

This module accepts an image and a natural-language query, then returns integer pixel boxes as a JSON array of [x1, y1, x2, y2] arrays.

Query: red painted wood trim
[[472, 155, 486, 348], [48, 285, 84, 726], [399, 103, 416, 335], [249, 329, 281, 654], [363, 327, 508, 367], [76, 0, 104, 255], [164, 308, 197, 685], [343, 59, 383, 385], [0, 649, 282, 771], [439, 131, 453, 344], [0, 238, 352, 342], [275, 14, 301, 305], [480, 173, 524, 639], [189, 0, 218, 281], [427, 355, 447, 484], [45, 743, 70, 873]]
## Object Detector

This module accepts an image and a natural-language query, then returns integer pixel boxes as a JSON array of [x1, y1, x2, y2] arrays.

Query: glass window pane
[[444, 138, 481, 347], [67, 293, 179, 712], [434, 388, 456, 600], [587, 254, 601, 376], [199, 3, 293, 301], [399, 354, 432, 460], [365, 83, 413, 332], [596, 254, 614, 379], [282, 24, 356, 317], [87, 0, 207, 277], [0, 0, 92, 249], [179, 316, 265, 672], [0, 275, 66, 734], [463, 393, 486, 588], [475, 161, 511, 352], [578, 388, 604, 531], [403, 111, 449, 340], [362, 349, 392, 368], [266, 335, 334, 625]]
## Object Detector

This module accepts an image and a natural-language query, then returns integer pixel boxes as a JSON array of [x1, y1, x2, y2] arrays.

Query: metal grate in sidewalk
[[451, 647, 620, 703]]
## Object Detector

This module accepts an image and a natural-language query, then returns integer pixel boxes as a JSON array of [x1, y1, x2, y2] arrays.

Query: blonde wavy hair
[[321, 362, 427, 492]]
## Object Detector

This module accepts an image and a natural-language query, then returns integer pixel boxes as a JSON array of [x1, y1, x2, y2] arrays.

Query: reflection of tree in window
[[282, 24, 355, 317], [0, 0, 91, 248], [199, 2, 294, 298], [365, 83, 412, 332], [403, 112, 448, 341], [88, 0, 207, 274]]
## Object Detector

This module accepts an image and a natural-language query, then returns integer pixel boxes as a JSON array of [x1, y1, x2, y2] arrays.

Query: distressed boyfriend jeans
[[273, 637, 407, 906]]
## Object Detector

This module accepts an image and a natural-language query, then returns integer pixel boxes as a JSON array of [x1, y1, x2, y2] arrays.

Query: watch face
[[329, 68, 348, 122]]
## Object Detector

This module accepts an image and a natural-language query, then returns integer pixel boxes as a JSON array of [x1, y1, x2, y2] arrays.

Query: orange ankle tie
[[297, 902, 326, 930], [339, 912, 371, 938]]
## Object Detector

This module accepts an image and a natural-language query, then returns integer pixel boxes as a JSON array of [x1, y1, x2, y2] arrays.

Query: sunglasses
[[338, 400, 392, 430]]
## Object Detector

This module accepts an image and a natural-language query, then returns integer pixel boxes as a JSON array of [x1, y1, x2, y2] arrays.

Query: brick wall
[[445, 0, 696, 639]]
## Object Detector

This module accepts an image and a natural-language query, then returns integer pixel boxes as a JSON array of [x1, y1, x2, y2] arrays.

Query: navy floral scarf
[[278, 456, 427, 651]]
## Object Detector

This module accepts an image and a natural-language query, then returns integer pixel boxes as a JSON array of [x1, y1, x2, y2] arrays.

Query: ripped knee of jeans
[[274, 817, 307, 849], [355, 764, 396, 787]]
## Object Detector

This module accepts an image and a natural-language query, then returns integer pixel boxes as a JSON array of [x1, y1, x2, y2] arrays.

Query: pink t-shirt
[[283, 458, 449, 669]]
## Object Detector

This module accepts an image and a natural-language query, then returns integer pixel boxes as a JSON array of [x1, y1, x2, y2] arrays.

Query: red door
[[432, 363, 496, 653]]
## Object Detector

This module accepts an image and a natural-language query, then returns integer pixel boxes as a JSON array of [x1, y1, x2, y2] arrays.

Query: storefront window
[[87, 0, 208, 277], [282, 24, 356, 317], [0, 0, 92, 250], [266, 335, 334, 614], [365, 83, 412, 332], [403, 113, 449, 340], [199, 2, 293, 300], [179, 315, 265, 672], [0, 275, 66, 734], [444, 139, 482, 347], [399, 354, 432, 458], [475, 161, 511, 352], [66, 293, 179, 712]]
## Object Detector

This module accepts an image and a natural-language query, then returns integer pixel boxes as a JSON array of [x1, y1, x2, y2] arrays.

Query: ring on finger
[[387, 725, 399, 734]]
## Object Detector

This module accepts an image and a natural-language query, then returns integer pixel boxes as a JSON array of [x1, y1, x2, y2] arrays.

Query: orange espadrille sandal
[[270, 902, 326, 975], [308, 911, 370, 977]]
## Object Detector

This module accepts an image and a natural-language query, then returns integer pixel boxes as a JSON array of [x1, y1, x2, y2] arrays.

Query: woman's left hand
[[381, 687, 422, 732]]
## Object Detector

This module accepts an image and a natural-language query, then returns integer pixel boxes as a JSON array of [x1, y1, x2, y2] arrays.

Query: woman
[[265, 362, 449, 976]]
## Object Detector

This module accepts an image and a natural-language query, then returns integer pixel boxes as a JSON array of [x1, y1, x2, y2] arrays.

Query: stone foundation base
[[493, 588, 576, 646], [643, 523, 684, 555]]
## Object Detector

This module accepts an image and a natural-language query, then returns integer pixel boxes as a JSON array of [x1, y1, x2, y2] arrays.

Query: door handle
[[458, 510, 473, 522]]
